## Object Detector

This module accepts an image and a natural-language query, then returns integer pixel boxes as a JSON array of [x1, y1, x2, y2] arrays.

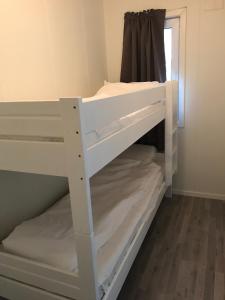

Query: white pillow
[[95, 81, 159, 98]]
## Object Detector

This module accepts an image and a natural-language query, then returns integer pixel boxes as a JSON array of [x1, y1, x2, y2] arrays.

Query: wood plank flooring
[[1, 195, 225, 300], [117, 195, 225, 300]]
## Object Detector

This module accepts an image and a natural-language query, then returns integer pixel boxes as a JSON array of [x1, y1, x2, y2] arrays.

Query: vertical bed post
[[60, 98, 99, 300], [165, 81, 178, 197]]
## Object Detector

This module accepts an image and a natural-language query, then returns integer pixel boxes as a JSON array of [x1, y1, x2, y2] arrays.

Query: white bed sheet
[[3, 145, 164, 293], [84, 81, 159, 102], [98, 168, 163, 294], [84, 82, 163, 148]]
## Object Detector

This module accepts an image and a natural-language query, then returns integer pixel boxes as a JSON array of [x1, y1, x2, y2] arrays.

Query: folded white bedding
[[3, 145, 163, 285], [92, 147, 160, 251], [84, 81, 159, 102]]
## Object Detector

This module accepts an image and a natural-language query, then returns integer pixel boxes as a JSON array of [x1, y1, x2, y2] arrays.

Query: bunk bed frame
[[0, 81, 178, 300]]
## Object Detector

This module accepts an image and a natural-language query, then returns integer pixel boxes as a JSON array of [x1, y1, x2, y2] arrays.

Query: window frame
[[165, 8, 186, 128]]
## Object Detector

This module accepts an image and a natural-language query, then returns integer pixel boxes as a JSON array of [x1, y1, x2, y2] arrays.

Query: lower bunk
[[0, 144, 166, 300]]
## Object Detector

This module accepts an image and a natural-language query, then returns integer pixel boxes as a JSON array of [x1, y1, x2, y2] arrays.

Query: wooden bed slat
[[0, 116, 63, 138], [0, 139, 66, 176], [0, 101, 60, 116], [0, 263, 79, 299], [87, 106, 165, 177], [0, 276, 73, 300]]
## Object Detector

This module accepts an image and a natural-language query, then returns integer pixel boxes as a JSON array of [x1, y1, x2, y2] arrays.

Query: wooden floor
[[117, 195, 225, 300], [1, 195, 225, 300]]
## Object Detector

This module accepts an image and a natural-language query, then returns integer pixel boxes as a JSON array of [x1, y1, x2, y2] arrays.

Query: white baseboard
[[173, 189, 225, 201]]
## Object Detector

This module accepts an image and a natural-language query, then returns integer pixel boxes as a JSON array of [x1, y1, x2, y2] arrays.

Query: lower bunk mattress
[[2, 145, 164, 296]]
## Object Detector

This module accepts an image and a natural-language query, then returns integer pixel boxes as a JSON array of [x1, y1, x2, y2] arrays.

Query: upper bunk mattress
[[84, 81, 163, 147], [85, 81, 159, 101], [2, 144, 164, 291]]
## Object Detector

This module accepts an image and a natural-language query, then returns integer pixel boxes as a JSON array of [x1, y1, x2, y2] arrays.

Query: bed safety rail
[[0, 85, 166, 178]]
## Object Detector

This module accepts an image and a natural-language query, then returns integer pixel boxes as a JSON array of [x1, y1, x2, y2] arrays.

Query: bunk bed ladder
[[165, 81, 178, 197]]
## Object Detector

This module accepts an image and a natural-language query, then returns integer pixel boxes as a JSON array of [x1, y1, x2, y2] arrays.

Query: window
[[164, 28, 172, 80], [164, 9, 186, 127]]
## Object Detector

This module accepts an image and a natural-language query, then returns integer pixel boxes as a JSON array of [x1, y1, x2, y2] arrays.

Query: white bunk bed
[[0, 81, 178, 300]]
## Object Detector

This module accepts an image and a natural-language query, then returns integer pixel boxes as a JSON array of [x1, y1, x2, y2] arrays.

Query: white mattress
[[84, 81, 159, 102], [3, 145, 164, 294], [0, 82, 163, 149], [84, 81, 163, 147]]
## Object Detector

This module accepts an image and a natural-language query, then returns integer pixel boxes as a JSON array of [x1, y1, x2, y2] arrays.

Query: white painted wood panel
[[0, 251, 78, 286], [0, 276, 70, 300], [0, 101, 60, 116], [0, 263, 79, 299], [0, 139, 66, 176], [60, 99, 99, 300], [0, 116, 63, 138], [165, 81, 178, 187], [83, 85, 165, 132], [87, 106, 165, 177]]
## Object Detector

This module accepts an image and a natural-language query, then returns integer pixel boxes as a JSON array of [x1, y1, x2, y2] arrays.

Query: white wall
[[0, 0, 107, 240], [103, 0, 225, 199], [0, 0, 106, 100]]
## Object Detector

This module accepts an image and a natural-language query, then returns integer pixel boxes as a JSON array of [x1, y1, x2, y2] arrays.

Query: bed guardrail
[[0, 85, 166, 178], [83, 85, 165, 132]]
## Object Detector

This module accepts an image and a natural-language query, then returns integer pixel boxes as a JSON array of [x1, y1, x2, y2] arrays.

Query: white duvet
[[3, 145, 162, 278], [84, 81, 159, 102]]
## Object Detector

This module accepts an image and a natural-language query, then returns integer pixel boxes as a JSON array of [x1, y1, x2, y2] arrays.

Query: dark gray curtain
[[120, 9, 166, 151]]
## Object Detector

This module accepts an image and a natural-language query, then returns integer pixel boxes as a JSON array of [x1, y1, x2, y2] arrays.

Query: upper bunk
[[0, 81, 178, 179]]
